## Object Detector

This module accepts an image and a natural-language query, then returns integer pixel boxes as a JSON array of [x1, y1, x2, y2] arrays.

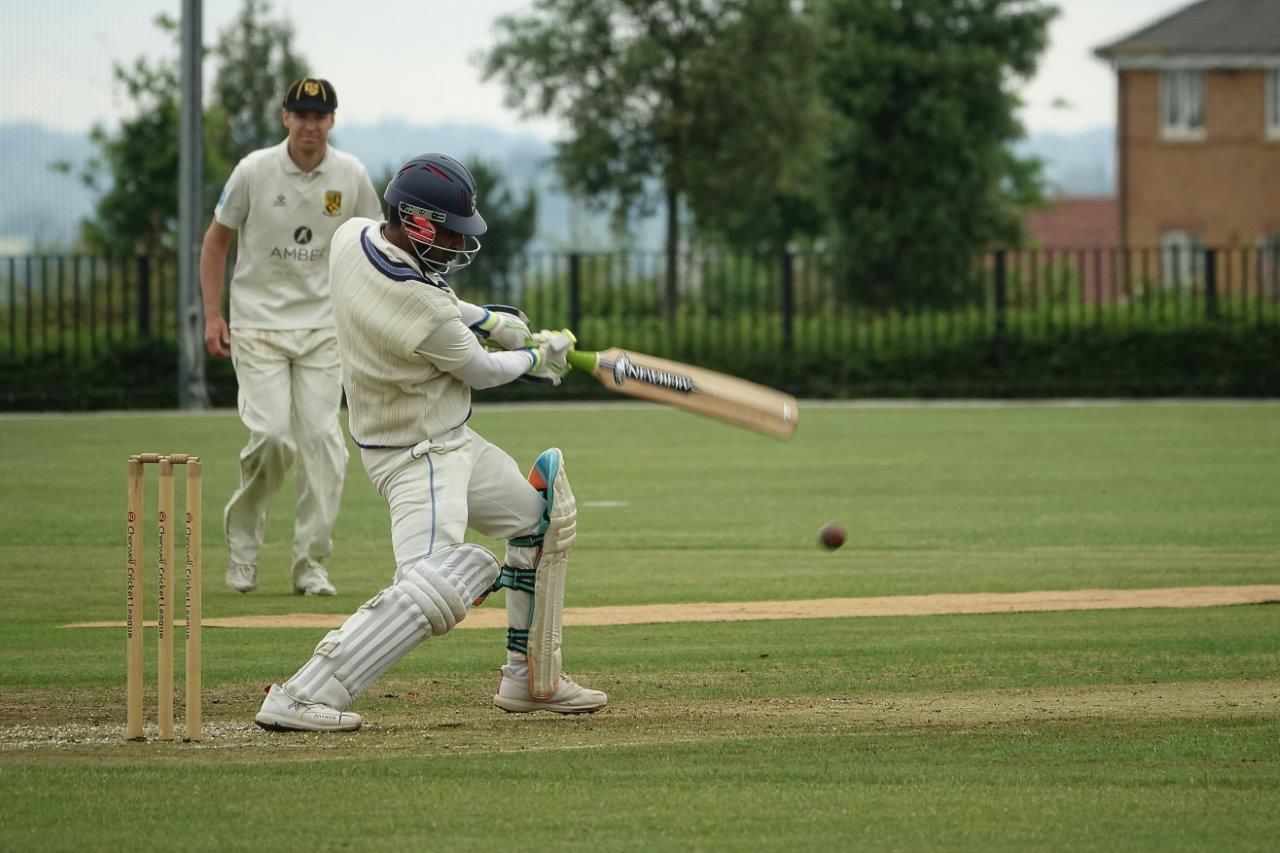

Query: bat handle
[[565, 349, 599, 373]]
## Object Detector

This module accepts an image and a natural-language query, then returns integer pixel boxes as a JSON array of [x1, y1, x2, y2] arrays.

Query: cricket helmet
[[384, 153, 486, 275]]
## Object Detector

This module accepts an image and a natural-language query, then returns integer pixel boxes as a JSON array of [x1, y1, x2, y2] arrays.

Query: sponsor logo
[[271, 247, 327, 261], [274, 194, 287, 207], [294, 226, 313, 244], [611, 353, 695, 393], [324, 190, 342, 217], [402, 203, 447, 223]]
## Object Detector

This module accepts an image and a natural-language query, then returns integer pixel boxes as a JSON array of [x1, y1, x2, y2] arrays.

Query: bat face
[[584, 348, 798, 440]]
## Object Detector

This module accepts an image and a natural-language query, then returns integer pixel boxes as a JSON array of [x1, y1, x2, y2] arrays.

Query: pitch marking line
[[64, 584, 1280, 630]]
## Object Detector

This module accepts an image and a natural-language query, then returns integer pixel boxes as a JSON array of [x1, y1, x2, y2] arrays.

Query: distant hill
[[331, 120, 552, 179], [0, 123, 97, 250], [0, 120, 1115, 251], [1014, 126, 1115, 196]]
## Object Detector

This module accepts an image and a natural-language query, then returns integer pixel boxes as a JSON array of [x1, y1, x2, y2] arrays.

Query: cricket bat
[[564, 348, 799, 439]]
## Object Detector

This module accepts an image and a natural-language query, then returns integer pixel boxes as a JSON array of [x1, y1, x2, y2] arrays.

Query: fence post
[[664, 251, 678, 333], [1204, 248, 1218, 320], [780, 248, 795, 355], [136, 255, 151, 337], [568, 252, 582, 335], [993, 249, 1008, 341], [988, 247, 1008, 363]]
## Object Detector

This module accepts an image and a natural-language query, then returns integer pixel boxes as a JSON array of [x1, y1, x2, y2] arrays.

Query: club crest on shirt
[[324, 190, 343, 217]]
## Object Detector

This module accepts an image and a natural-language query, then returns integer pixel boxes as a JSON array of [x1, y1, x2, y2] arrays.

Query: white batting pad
[[284, 544, 500, 709], [528, 449, 576, 698]]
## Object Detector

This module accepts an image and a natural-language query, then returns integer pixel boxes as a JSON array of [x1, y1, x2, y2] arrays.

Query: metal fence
[[1, 245, 1277, 405], [0, 254, 177, 364]]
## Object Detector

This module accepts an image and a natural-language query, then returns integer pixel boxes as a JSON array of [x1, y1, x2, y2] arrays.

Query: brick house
[[1020, 196, 1120, 300], [1026, 196, 1120, 250], [1095, 0, 1280, 285]]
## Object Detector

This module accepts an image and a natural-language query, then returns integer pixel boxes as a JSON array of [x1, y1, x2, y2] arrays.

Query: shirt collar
[[276, 139, 332, 176], [367, 223, 448, 287]]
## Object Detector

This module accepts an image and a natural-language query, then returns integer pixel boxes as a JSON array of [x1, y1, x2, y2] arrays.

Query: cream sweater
[[328, 219, 472, 446]]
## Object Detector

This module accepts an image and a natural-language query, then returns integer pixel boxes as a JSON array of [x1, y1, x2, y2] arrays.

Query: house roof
[[1025, 196, 1119, 250], [1096, 0, 1280, 60]]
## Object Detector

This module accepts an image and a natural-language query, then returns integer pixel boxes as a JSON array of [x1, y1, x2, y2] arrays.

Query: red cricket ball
[[818, 522, 847, 550]]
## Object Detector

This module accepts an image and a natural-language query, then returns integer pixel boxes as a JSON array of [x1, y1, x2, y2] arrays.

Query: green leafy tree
[[54, 15, 198, 254], [814, 0, 1056, 306], [679, 1, 828, 251], [210, 0, 308, 164], [483, 0, 824, 291], [59, 1, 307, 254], [462, 161, 539, 302]]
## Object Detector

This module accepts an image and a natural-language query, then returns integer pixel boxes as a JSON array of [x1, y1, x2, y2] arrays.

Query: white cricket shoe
[[493, 664, 607, 714], [293, 560, 336, 596], [254, 684, 362, 732], [225, 562, 258, 593]]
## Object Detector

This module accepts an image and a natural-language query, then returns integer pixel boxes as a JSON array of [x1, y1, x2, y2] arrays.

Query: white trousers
[[360, 425, 544, 572], [225, 328, 349, 574], [362, 426, 546, 665]]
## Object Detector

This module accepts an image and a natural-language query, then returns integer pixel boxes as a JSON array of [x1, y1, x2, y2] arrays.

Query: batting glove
[[523, 329, 577, 386], [472, 304, 534, 351]]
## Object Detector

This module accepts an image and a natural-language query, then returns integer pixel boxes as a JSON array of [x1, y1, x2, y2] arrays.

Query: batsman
[[256, 153, 606, 731]]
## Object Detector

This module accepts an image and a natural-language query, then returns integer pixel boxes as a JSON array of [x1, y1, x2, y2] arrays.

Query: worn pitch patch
[[63, 584, 1280, 630]]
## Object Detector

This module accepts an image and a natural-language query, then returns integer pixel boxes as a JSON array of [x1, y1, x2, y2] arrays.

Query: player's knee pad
[[284, 544, 500, 708], [509, 447, 577, 552]]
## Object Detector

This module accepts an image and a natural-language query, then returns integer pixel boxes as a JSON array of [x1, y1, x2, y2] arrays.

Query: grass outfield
[[0, 401, 1277, 850]]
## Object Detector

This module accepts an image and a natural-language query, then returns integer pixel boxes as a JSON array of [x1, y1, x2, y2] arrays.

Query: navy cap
[[283, 78, 337, 113]]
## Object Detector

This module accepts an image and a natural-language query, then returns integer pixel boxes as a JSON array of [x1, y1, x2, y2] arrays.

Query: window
[[1268, 69, 1280, 138], [1161, 70, 1205, 139], [1160, 231, 1204, 288]]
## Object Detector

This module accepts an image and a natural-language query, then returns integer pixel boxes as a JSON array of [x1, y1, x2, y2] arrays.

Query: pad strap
[[491, 565, 537, 595]]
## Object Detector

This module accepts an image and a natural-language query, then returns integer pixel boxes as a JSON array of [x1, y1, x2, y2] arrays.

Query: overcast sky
[[2, 0, 1190, 137]]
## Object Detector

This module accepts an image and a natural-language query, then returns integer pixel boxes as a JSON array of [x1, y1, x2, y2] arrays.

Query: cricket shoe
[[225, 562, 258, 593], [293, 560, 336, 596], [254, 684, 362, 732], [493, 664, 607, 714]]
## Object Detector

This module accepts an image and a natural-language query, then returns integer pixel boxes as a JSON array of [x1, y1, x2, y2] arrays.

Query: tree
[[54, 14, 220, 255], [210, 0, 308, 165], [462, 161, 539, 303], [60, 1, 308, 254], [814, 0, 1056, 306], [678, 1, 828, 251], [483, 0, 824, 293]]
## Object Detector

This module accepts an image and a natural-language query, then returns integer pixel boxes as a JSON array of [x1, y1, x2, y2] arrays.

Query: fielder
[[200, 77, 382, 597], [255, 153, 606, 731]]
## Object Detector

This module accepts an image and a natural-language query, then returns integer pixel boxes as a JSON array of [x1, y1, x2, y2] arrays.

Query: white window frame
[[1160, 231, 1204, 289], [1267, 69, 1280, 139], [1161, 70, 1205, 140]]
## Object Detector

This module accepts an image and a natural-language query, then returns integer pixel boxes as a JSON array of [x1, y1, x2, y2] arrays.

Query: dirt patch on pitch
[[66, 585, 1280, 631], [2, 679, 1276, 762]]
